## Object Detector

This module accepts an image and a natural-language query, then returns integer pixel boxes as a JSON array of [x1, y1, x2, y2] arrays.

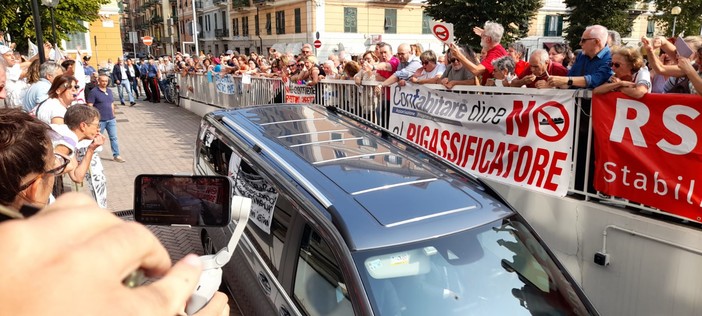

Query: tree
[[651, 0, 702, 38], [0, 0, 109, 54], [563, 0, 638, 49], [423, 0, 543, 50]]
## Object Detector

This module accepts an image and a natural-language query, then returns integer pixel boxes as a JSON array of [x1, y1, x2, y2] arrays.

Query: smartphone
[[675, 37, 694, 59], [134, 174, 232, 227]]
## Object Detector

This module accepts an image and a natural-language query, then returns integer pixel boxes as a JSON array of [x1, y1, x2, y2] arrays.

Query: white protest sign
[[229, 154, 278, 234], [430, 21, 454, 44], [388, 84, 575, 196]]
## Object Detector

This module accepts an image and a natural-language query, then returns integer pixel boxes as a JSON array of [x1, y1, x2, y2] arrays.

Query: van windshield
[[353, 216, 595, 316]]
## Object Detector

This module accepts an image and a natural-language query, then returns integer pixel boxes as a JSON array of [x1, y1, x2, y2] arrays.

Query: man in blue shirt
[[548, 25, 613, 89], [23, 61, 64, 112], [87, 74, 126, 163]]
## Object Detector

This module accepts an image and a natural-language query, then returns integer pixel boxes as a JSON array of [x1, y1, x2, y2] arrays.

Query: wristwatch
[[567, 77, 573, 86], [371, 64, 376, 71]]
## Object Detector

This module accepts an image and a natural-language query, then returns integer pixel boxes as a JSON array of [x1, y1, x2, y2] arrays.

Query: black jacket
[[111, 63, 134, 82]]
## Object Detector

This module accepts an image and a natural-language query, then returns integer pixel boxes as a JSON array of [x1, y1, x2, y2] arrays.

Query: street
[[64, 87, 241, 315]]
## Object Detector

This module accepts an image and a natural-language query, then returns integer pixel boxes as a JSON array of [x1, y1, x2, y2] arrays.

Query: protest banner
[[389, 84, 575, 196], [592, 92, 702, 222]]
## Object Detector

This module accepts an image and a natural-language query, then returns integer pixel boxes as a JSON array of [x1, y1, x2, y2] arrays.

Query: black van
[[195, 104, 598, 316]]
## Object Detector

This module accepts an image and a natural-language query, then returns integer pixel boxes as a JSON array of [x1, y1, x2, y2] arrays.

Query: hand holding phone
[[675, 37, 694, 59]]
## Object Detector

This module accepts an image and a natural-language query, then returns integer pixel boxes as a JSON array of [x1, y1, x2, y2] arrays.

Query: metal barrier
[[177, 73, 284, 108], [178, 74, 676, 222]]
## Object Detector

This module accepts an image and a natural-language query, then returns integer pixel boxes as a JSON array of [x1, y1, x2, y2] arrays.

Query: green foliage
[[563, 0, 638, 49], [423, 0, 543, 50], [0, 0, 109, 54], [651, 0, 702, 38]]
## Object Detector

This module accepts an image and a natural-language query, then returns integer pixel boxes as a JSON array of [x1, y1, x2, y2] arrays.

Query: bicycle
[[163, 74, 180, 106]]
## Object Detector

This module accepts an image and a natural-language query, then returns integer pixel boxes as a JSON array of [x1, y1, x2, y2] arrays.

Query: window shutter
[[556, 16, 563, 36], [544, 15, 551, 36]]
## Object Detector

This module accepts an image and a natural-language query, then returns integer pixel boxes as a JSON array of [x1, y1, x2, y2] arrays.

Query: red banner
[[593, 92, 702, 222]]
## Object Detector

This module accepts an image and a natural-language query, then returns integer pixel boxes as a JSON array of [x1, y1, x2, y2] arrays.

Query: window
[[232, 18, 239, 36], [221, 11, 226, 30], [206, 15, 210, 31], [384, 9, 396, 34], [255, 14, 260, 36], [232, 158, 292, 276], [293, 226, 353, 316], [198, 16, 203, 37], [543, 15, 563, 37], [422, 12, 432, 34], [65, 30, 87, 50], [276, 10, 285, 35], [294, 8, 301, 33], [242, 16, 249, 37], [343, 7, 357, 33], [646, 20, 655, 37], [266, 13, 272, 35], [198, 129, 233, 176]]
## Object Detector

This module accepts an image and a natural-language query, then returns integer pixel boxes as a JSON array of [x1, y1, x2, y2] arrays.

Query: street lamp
[[41, 0, 60, 45], [671, 6, 681, 37]]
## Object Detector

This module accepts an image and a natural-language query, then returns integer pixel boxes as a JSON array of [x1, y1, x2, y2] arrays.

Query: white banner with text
[[388, 84, 576, 196]]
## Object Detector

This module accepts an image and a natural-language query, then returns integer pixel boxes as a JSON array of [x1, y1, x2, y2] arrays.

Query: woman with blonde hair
[[593, 47, 650, 99]]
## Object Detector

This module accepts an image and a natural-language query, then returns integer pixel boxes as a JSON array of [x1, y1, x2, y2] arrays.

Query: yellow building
[[63, 0, 123, 69]]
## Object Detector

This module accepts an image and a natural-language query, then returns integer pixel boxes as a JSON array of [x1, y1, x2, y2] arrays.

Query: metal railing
[[176, 74, 676, 222]]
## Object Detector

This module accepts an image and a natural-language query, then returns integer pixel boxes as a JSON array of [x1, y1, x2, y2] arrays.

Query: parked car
[[195, 104, 598, 316]]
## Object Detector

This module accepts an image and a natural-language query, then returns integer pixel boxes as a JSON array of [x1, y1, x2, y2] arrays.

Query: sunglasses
[[421, 60, 430, 65], [17, 153, 70, 192], [609, 61, 622, 69], [63, 83, 80, 90], [449, 58, 459, 63]]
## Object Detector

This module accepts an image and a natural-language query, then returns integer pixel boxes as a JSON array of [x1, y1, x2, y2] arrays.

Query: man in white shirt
[[110, 57, 135, 106]]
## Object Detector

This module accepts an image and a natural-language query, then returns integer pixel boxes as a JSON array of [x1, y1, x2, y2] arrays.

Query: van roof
[[212, 104, 513, 251]]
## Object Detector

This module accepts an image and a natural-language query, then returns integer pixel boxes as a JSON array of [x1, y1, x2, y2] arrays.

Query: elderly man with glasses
[[380, 43, 423, 86], [448, 21, 508, 85], [510, 49, 568, 88], [548, 25, 613, 89]]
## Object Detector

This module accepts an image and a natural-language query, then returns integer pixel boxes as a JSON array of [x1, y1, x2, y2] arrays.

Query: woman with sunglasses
[[34, 75, 78, 125], [593, 47, 650, 99], [440, 45, 478, 89]]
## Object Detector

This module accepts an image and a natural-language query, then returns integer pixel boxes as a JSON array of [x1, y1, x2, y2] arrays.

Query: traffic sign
[[430, 22, 454, 44], [142, 36, 153, 46], [313, 39, 322, 49]]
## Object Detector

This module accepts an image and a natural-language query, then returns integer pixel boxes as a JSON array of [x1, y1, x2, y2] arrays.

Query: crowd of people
[[0, 41, 229, 315], [173, 22, 701, 100]]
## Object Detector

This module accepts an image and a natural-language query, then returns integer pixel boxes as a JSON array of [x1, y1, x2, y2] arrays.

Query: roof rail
[[221, 116, 333, 208]]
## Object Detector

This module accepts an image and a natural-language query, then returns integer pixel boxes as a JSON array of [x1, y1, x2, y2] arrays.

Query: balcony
[[195, 0, 203, 11], [169, 0, 176, 4], [151, 15, 164, 24], [215, 28, 229, 38], [213, 0, 227, 6], [232, 0, 248, 10]]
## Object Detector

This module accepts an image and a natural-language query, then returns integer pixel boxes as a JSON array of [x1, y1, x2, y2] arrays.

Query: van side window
[[198, 130, 232, 176], [293, 226, 353, 316], [235, 159, 291, 276]]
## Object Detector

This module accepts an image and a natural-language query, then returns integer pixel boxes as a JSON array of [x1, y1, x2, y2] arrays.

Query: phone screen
[[134, 175, 232, 227]]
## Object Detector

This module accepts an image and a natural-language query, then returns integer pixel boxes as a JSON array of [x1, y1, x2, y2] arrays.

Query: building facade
[[61, 0, 123, 69], [121, 0, 668, 60]]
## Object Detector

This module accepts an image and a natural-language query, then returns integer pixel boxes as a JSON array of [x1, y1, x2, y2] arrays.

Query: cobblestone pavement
[[65, 89, 242, 314]]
